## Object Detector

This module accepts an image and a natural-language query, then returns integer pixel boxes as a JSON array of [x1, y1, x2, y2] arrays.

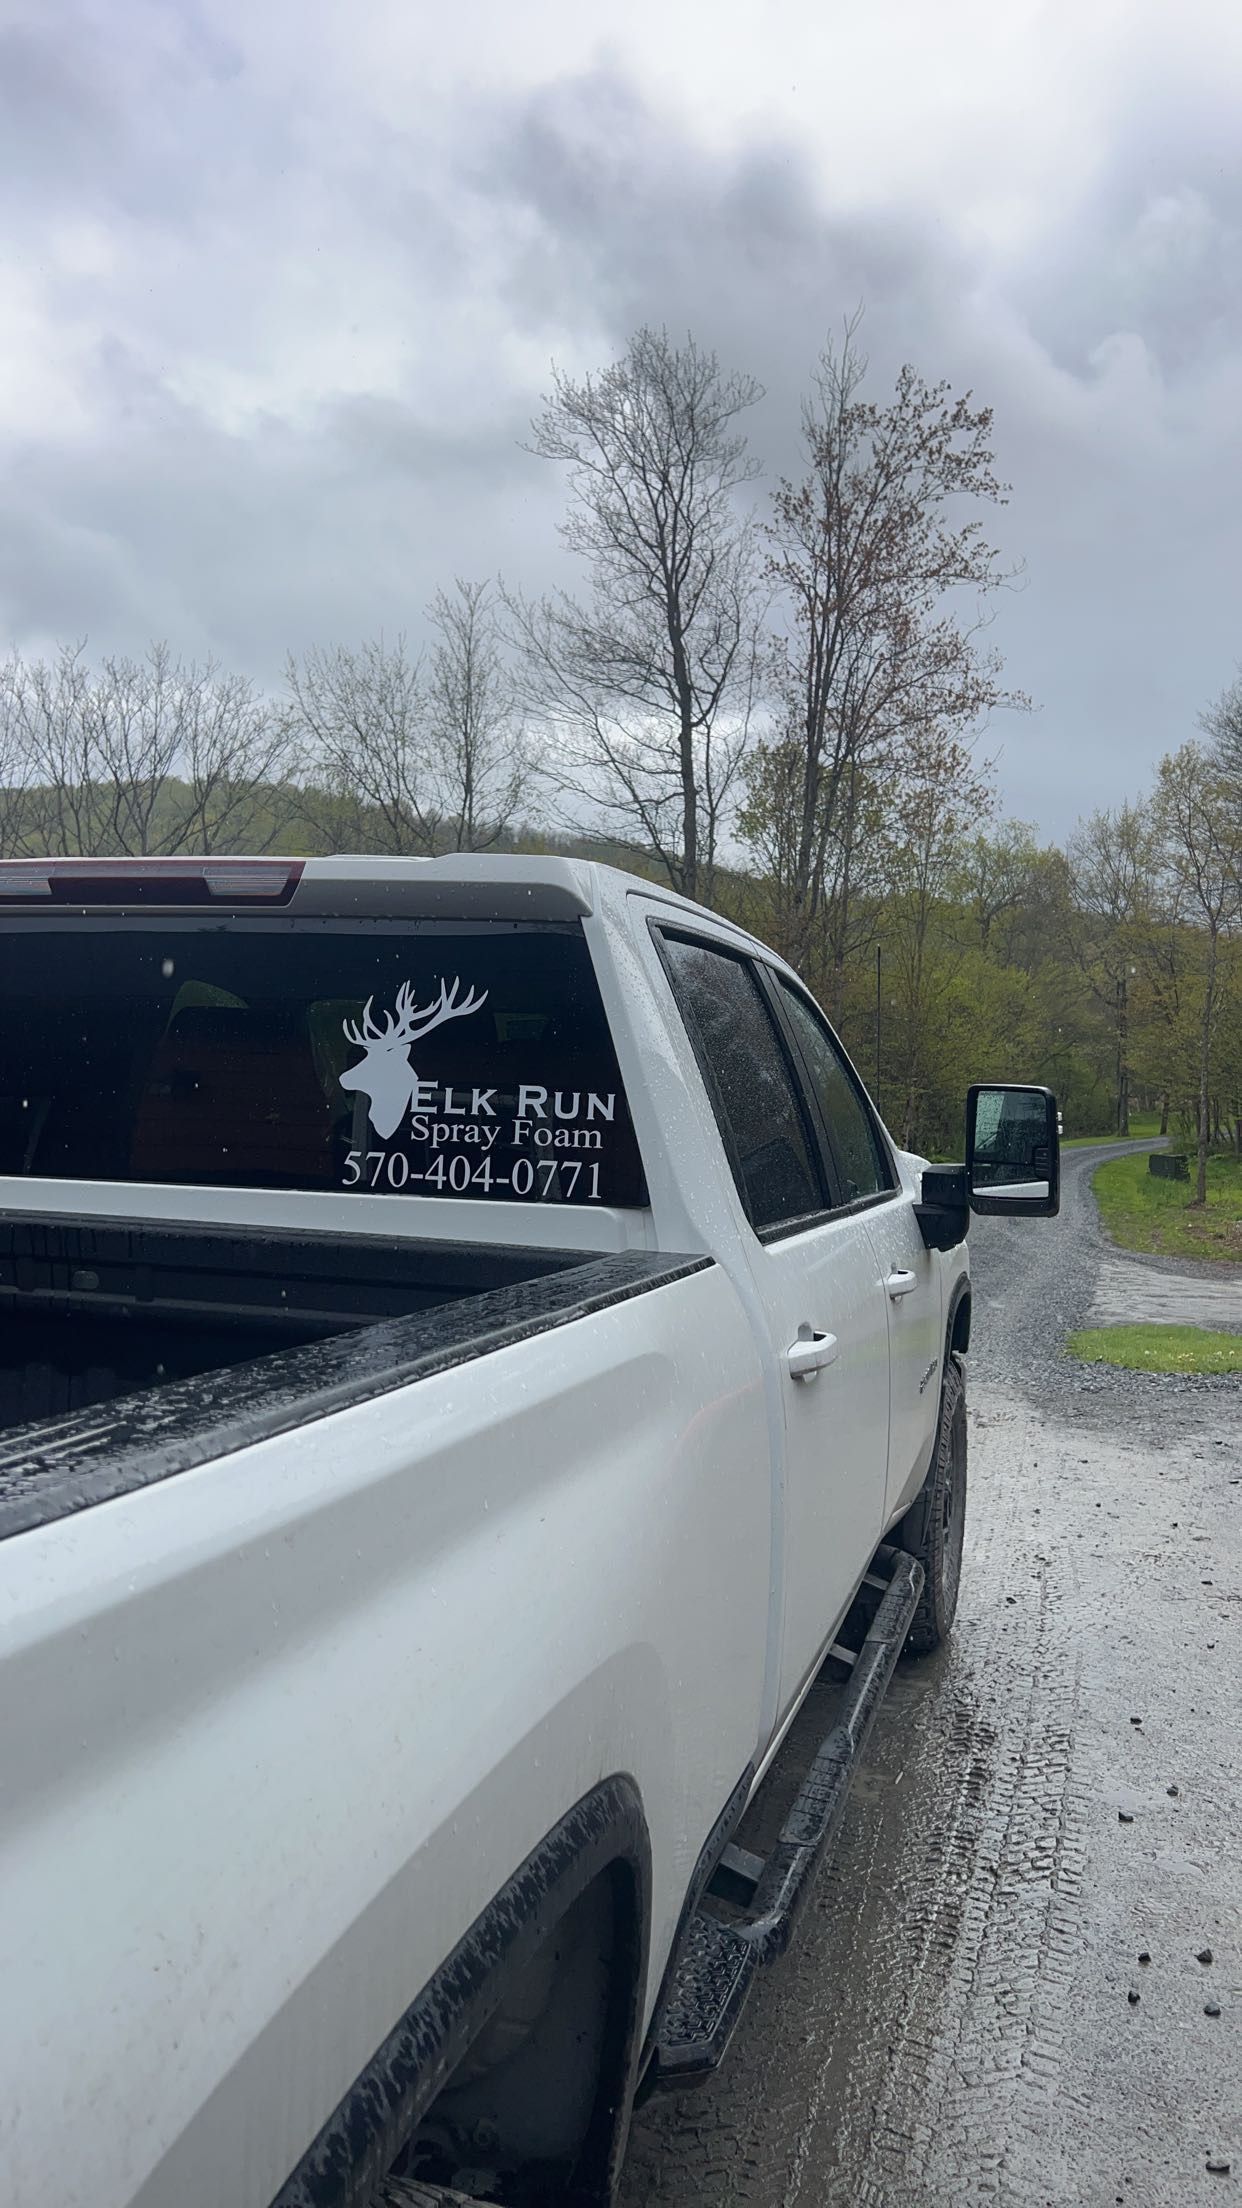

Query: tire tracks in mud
[[852, 1440, 1094, 2208], [624, 1407, 1096, 2208]]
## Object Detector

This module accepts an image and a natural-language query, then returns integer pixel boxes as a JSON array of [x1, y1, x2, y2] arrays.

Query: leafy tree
[[1154, 743, 1242, 1201], [1065, 801, 1159, 1135]]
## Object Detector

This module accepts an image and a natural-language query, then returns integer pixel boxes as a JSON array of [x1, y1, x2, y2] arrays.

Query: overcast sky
[[3, 0, 1240, 841]]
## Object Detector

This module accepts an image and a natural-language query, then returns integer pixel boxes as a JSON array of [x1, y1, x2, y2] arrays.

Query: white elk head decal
[[339, 977, 489, 1140]]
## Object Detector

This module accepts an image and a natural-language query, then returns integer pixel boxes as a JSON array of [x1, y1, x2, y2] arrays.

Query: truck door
[[658, 934, 893, 1733], [769, 978, 943, 1531]]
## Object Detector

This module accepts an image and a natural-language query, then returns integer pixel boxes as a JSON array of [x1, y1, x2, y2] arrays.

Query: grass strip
[[1066, 1323, 1242, 1375]]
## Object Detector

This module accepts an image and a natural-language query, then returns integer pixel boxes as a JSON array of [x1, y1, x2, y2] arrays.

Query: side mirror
[[966, 1084, 1060, 1217]]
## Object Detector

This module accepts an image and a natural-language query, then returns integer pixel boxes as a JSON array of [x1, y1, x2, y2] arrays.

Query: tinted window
[[775, 980, 892, 1203], [662, 937, 823, 1230], [0, 921, 646, 1207]]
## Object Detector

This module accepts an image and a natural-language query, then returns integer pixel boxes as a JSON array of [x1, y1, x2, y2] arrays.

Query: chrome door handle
[[886, 1269, 918, 1299], [787, 1329, 839, 1383]]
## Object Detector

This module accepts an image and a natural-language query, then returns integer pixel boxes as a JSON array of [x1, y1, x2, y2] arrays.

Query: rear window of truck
[[0, 920, 647, 1209]]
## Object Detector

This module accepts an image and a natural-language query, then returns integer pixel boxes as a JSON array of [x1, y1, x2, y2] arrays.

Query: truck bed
[[0, 1211, 704, 1546], [0, 1212, 585, 1424]]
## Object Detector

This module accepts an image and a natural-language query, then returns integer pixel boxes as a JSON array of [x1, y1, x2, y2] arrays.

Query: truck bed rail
[[0, 1248, 710, 1545]]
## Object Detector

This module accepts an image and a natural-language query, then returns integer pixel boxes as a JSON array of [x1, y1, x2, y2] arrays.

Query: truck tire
[[899, 1352, 967, 1655]]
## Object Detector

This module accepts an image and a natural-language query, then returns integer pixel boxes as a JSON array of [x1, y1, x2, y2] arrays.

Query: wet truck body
[[0, 854, 1028, 2208]]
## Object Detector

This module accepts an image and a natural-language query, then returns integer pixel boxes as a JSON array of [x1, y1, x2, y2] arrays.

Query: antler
[[392, 976, 489, 1043], [342, 996, 388, 1047], [342, 978, 489, 1051]]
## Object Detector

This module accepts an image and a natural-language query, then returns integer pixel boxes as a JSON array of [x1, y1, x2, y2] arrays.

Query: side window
[[661, 936, 824, 1231], [774, 979, 893, 1204]]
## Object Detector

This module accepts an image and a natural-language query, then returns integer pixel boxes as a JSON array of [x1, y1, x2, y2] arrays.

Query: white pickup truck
[[0, 853, 1059, 2208]]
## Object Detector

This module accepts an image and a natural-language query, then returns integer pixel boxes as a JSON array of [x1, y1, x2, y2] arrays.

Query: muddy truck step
[[649, 1546, 924, 2089]]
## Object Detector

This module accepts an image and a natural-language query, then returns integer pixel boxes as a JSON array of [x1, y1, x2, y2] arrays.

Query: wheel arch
[[271, 1776, 652, 2208], [946, 1270, 971, 1359]]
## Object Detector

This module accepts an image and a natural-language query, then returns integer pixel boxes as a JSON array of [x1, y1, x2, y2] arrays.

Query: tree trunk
[[1159, 1092, 1170, 1136], [901, 1087, 918, 1150], [827, 767, 858, 1026], [1194, 927, 1217, 1206], [793, 739, 820, 936], [675, 665, 698, 903], [1116, 974, 1130, 1136]]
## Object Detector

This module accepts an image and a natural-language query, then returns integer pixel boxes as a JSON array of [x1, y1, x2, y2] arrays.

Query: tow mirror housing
[[966, 1084, 1060, 1217]]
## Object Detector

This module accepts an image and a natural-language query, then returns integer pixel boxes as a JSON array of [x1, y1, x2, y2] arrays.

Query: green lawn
[[1062, 1112, 1164, 1148], [1066, 1323, 1242, 1375], [1091, 1148, 1242, 1263]]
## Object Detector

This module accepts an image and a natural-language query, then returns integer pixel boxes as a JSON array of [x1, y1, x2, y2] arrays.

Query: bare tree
[[285, 635, 437, 855], [745, 324, 1023, 977], [425, 580, 531, 849], [1155, 742, 1242, 1203], [172, 659, 297, 853], [5, 642, 292, 855], [509, 328, 763, 903], [0, 651, 41, 856], [8, 643, 98, 855]]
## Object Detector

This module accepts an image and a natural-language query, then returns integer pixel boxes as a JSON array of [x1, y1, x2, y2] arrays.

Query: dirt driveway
[[620, 1144, 1240, 2207]]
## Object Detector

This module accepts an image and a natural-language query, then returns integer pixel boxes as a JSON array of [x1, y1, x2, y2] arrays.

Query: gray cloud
[[457, 65, 1242, 830], [0, 23, 120, 205], [1, 9, 1240, 841]]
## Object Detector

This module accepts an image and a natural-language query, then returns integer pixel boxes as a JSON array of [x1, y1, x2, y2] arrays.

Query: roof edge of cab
[[0, 853, 598, 924], [290, 853, 595, 922]]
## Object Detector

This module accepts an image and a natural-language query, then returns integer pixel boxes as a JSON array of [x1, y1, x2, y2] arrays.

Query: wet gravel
[[968, 1141, 1242, 1439], [620, 1145, 1240, 2208]]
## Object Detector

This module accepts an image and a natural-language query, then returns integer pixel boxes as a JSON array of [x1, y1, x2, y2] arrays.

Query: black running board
[[649, 1546, 924, 2088], [376, 2182, 488, 2206]]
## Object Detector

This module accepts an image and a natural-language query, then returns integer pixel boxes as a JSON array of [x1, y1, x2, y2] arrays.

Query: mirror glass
[[969, 1086, 1053, 1200]]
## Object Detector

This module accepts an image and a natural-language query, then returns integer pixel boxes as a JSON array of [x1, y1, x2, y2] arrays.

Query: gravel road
[[619, 1143, 1240, 2207]]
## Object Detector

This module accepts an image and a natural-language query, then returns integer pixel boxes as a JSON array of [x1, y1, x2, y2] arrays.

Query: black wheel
[[899, 1352, 967, 1655]]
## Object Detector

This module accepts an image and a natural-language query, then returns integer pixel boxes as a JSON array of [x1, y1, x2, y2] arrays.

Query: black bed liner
[[0, 1211, 593, 1438], [0, 1225, 708, 1545], [0, 1212, 580, 1329]]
